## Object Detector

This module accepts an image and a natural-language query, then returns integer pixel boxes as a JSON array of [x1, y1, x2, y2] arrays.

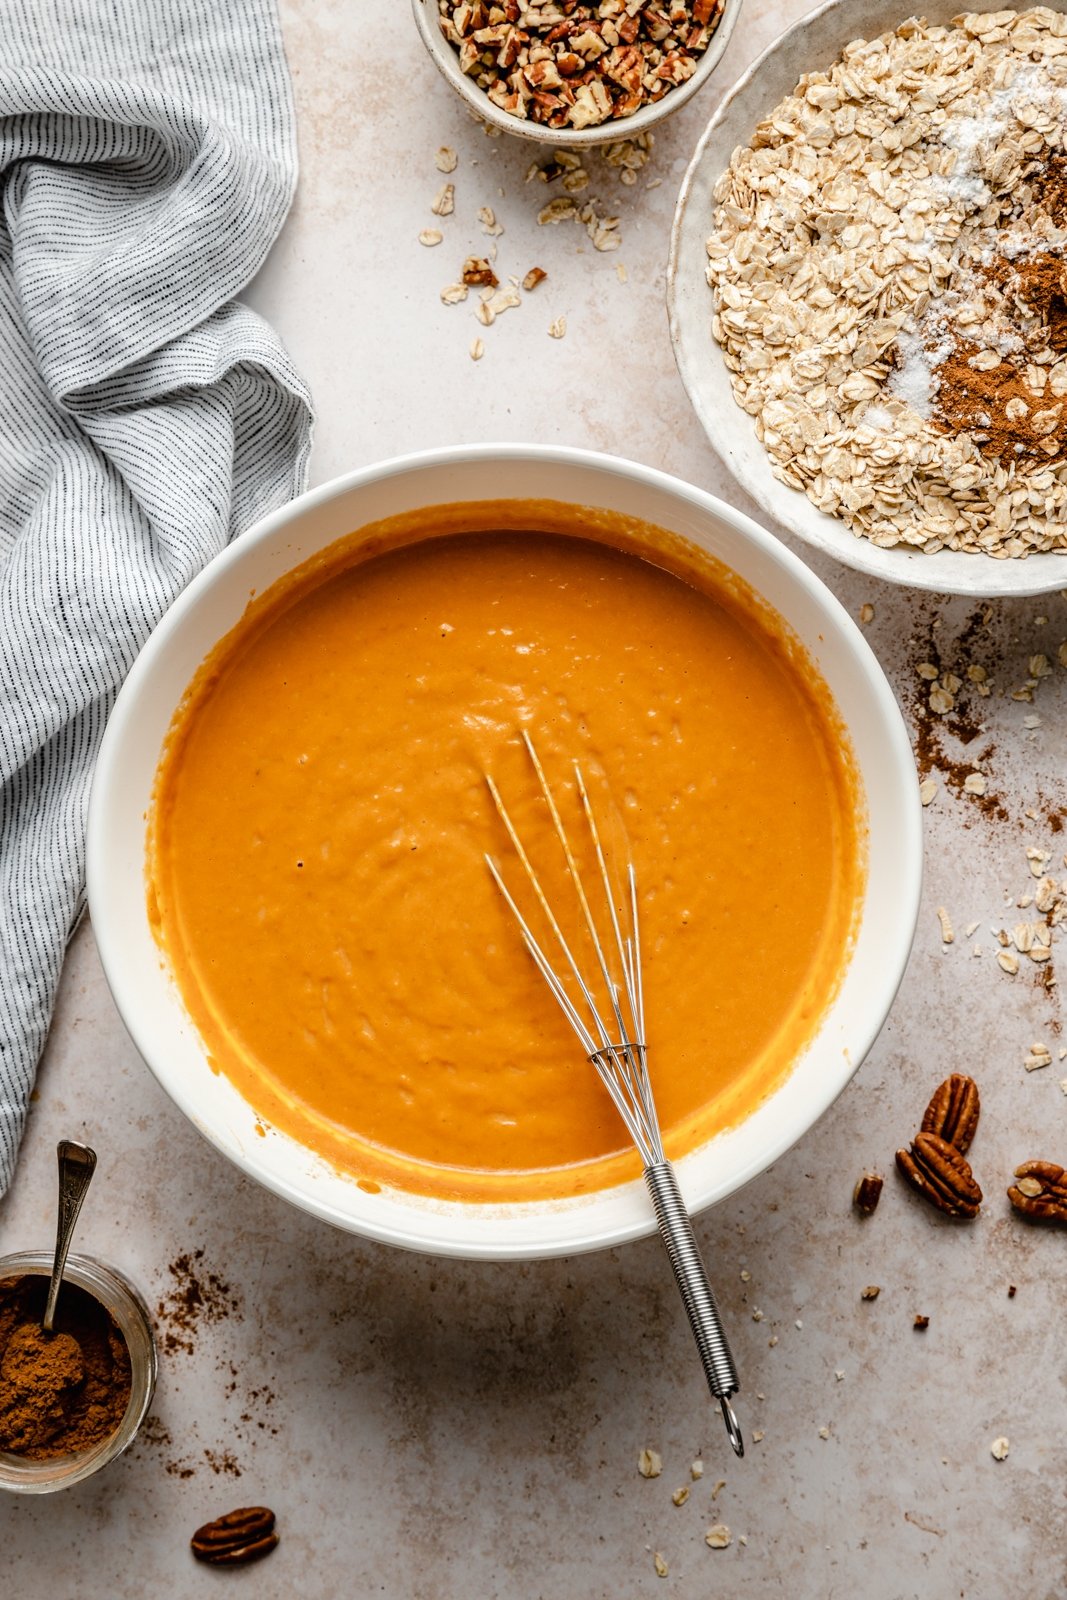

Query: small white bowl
[[668, 0, 1067, 597], [88, 445, 921, 1262], [410, 0, 742, 148]]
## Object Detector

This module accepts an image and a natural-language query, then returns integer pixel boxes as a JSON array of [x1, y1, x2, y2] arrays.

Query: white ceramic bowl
[[88, 445, 921, 1261], [410, 0, 742, 149], [668, 0, 1067, 597]]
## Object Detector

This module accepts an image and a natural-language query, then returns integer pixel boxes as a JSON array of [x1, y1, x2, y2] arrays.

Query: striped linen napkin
[[0, 0, 314, 1194]]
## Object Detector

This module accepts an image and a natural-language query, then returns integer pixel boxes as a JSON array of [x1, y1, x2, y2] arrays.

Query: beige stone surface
[[1, 2, 1066, 1593]]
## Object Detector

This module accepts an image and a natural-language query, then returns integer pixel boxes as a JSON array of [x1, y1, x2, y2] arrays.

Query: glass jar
[[0, 1250, 157, 1493]]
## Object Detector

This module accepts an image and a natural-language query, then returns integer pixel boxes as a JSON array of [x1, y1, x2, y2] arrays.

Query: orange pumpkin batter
[[149, 500, 864, 1201]]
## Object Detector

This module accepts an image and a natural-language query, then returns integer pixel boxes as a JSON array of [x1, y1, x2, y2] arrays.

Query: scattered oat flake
[[477, 206, 504, 237], [482, 287, 521, 321], [1027, 848, 1051, 878], [997, 951, 1020, 976], [653, 1553, 669, 1579], [936, 906, 954, 945], [440, 282, 468, 306], [1060, 1078, 1067, 1095], [991, 1437, 1010, 1462], [919, 779, 937, 807], [419, 229, 443, 247], [963, 773, 987, 796], [768, 1335, 778, 1347], [548, 316, 567, 340], [795, 1320, 803, 1330], [818, 1426, 831, 1440], [522, 267, 547, 292], [672, 1485, 690, 1507], [929, 686, 955, 715], [1024, 1043, 1052, 1071], [1031, 654, 1052, 679], [751, 1308, 764, 1322], [690, 1459, 704, 1480], [859, 602, 875, 623], [616, 262, 629, 284], [1024, 714, 1042, 729], [431, 184, 455, 217], [638, 1448, 662, 1479], [739, 1269, 751, 1282], [835, 1370, 845, 1381], [705, 1524, 731, 1550], [752, 1428, 765, 1443], [538, 197, 577, 226], [916, 662, 939, 681], [469, 338, 484, 362], [435, 146, 458, 174], [861, 1285, 881, 1300]]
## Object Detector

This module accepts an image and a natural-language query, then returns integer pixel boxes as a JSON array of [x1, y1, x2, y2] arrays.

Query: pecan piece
[[896, 1132, 982, 1218], [921, 1073, 981, 1154], [853, 1172, 883, 1216], [1007, 1160, 1067, 1222], [191, 1506, 279, 1566], [461, 255, 499, 288]]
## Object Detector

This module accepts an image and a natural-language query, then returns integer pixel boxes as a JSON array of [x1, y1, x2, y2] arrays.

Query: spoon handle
[[42, 1140, 97, 1332]]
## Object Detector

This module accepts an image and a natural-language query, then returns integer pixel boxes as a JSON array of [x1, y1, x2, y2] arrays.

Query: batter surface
[[149, 501, 864, 1200]]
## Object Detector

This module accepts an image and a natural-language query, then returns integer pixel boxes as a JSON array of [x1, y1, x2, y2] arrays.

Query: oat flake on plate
[[706, 9, 1067, 556]]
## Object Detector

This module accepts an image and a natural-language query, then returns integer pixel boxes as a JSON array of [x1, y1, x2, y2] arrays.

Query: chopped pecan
[[896, 1132, 982, 1218], [461, 256, 499, 288], [921, 1073, 981, 1154], [191, 1507, 279, 1566], [853, 1172, 883, 1216], [913, 1314, 930, 1330], [1007, 1159, 1067, 1222]]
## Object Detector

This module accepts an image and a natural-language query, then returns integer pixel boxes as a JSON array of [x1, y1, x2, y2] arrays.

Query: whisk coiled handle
[[644, 1160, 744, 1457]]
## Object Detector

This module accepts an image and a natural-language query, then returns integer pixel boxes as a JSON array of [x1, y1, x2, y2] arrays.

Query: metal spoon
[[42, 1140, 97, 1332]]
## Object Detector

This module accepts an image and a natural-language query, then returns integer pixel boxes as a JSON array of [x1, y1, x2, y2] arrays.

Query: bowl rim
[[87, 442, 922, 1260], [409, 0, 743, 148], [666, 0, 1067, 597]]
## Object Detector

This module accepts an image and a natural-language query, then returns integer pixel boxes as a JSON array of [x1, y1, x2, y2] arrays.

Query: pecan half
[[853, 1172, 883, 1216], [921, 1073, 981, 1154], [896, 1132, 982, 1218], [191, 1506, 278, 1566], [1007, 1160, 1067, 1222]]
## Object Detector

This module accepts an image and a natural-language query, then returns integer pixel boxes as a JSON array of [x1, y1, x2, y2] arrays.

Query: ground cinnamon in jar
[[0, 1274, 131, 1459]]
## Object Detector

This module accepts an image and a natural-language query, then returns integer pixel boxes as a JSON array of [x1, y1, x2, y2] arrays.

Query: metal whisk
[[486, 732, 743, 1458]]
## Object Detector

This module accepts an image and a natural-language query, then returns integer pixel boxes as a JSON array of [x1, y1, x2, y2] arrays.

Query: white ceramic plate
[[87, 445, 921, 1261], [668, 0, 1067, 597]]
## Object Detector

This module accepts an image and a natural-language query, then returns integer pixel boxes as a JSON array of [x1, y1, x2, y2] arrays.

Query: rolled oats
[[706, 11, 1067, 555]]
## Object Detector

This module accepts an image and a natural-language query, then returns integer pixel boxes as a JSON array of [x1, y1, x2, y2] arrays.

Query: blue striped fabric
[[0, 0, 313, 1194]]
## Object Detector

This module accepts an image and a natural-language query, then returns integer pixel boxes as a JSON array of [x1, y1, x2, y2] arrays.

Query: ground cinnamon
[[0, 1274, 131, 1459], [924, 154, 1067, 465]]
